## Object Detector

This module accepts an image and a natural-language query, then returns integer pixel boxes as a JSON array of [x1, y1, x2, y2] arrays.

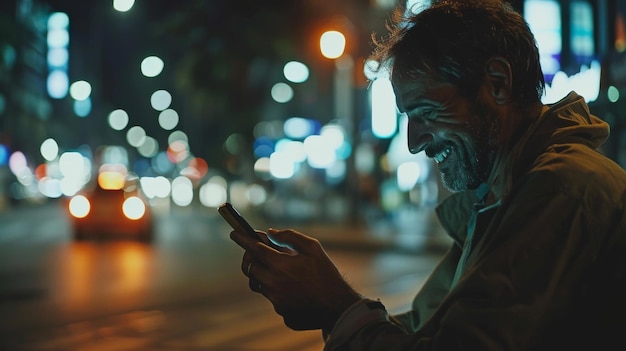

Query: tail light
[[69, 195, 91, 218], [123, 196, 146, 220]]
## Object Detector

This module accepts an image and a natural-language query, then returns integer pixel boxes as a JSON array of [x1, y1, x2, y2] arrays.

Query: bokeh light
[[397, 161, 421, 191], [141, 56, 164, 77], [126, 126, 147, 147], [40, 138, 59, 161], [283, 117, 318, 140], [0, 144, 8, 166], [108, 109, 129, 130], [48, 48, 68, 68], [69, 80, 92, 101], [68, 195, 90, 218], [371, 77, 397, 138], [47, 70, 69, 99], [199, 178, 227, 208], [253, 137, 274, 159], [304, 135, 336, 169], [320, 124, 345, 150], [275, 139, 306, 163], [167, 140, 189, 164], [270, 82, 293, 103], [122, 197, 146, 220], [9, 151, 28, 177], [171, 176, 193, 206], [150, 90, 172, 111], [253, 157, 271, 180], [152, 152, 175, 175], [168, 130, 188, 145], [246, 184, 267, 205], [48, 12, 69, 29], [137, 136, 159, 158], [158, 109, 179, 130], [608, 86, 620, 103], [47, 12, 69, 99], [113, 0, 135, 12], [224, 133, 244, 155], [320, 30, 346, 59], [141, 176, 172, 199], [73, 97, 92, 117], [283, 61, 309, 83], [47, 27, 69, 48], [270, 152, 295, 179]]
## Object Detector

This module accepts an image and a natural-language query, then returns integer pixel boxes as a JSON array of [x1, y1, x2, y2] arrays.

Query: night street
[[1, 0, 625, 349], [0, 202, 448, 350]]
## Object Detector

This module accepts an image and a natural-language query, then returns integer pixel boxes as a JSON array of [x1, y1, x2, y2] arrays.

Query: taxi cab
[[66, 167, 154, 242]]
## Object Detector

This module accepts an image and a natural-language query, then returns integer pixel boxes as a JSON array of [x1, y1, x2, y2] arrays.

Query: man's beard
[[439, 101, 500, 193]]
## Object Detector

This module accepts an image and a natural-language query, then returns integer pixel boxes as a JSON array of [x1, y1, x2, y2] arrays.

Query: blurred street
[[0, 201, 450, 351]]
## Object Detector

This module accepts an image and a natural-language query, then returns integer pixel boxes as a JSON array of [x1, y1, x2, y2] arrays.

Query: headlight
[[123, 196, 146, 220], [69, 195, 90, 218]]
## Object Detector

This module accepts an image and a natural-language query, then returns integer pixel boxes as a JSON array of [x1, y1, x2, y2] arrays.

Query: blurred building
[[0, 0, 53, 208]]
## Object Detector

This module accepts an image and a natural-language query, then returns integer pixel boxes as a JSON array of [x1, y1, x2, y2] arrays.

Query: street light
[[318, 29, 352, 125], [113, 0, 135, 12], [320, 30, 346, 59], [319, 28, 359, 223]]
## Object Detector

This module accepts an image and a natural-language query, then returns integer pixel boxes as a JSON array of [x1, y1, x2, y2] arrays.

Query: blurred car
[[65, 169, 154, 242]]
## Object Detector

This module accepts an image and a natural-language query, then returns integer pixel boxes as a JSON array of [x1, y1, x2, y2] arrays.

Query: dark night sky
[[37, 0, 366, 166]]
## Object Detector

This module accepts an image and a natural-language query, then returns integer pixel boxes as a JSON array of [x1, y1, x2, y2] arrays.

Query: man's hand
[[230, 228, 362, 331]]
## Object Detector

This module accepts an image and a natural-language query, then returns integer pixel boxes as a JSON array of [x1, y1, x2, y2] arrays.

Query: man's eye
[[406, 107, 438, 122], [418, 109, 436, 120]]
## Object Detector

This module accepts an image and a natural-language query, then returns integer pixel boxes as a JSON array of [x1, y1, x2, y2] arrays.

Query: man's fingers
[[241, 251, 273, 295], [267, 228, 322, 254], [231, 230, 290, 267], [241, 251, 255, 277], [230, 230, 268, 254]]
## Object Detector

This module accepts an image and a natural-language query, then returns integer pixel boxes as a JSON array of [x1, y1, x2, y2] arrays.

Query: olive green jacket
[[325, 92, 626, 350]]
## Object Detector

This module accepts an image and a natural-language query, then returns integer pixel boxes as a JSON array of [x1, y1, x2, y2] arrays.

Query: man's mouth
[[433, 147, 451, 164]]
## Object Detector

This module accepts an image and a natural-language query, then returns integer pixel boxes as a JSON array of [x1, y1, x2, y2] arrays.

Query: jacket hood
[[492, 91, 609, 200], [536, 92, 609, 149]]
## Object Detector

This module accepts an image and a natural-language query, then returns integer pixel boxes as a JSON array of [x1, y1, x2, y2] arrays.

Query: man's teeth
[[433, 147, 451, 164]]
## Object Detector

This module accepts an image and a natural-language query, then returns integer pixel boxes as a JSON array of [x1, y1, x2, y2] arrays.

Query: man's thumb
[[267, 228, 315, 253]]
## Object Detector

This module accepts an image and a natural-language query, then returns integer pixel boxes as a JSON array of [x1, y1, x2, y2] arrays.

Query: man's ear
[[484, 57, 512, 105]]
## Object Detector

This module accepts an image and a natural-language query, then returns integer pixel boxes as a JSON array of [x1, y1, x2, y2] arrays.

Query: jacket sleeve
[[324, 243, 461, 350]]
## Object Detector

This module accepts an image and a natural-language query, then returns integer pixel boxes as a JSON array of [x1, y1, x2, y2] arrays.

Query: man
[[230, 0, 626, 349]]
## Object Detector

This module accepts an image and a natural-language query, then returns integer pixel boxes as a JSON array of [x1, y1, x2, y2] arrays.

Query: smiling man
[[395, 76, 505, 192], [229, 1, 626, 350]]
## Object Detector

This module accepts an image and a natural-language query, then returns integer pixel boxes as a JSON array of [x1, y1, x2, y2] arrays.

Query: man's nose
[[407, 125, 433, 154]]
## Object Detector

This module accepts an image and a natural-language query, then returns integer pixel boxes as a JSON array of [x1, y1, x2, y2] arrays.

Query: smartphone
[[218, 202, 262, 241], [219, 202, 292, 252]]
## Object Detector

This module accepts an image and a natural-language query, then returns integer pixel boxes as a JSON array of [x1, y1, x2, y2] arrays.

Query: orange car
[[66, 171, 154, 242]]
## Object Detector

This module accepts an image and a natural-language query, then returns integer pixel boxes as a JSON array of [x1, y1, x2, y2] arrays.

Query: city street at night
[[0, 201, 449, 351], [2, 0, 625, 349]]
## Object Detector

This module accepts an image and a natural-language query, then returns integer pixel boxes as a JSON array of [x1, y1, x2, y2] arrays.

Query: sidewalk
[[298, 208, 453, 255]]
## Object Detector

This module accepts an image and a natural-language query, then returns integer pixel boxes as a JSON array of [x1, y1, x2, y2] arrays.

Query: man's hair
[[370, 0, 545, 105]]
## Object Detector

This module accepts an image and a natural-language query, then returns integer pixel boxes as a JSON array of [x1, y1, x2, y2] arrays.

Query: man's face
[[393, 72, 501, 192]]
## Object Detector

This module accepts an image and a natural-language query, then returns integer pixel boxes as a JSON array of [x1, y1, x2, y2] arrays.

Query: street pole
[[333, 55, 359, 224]]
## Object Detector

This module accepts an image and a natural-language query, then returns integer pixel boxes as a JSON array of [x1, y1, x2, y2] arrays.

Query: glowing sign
[[542, 60, 601, 104]]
